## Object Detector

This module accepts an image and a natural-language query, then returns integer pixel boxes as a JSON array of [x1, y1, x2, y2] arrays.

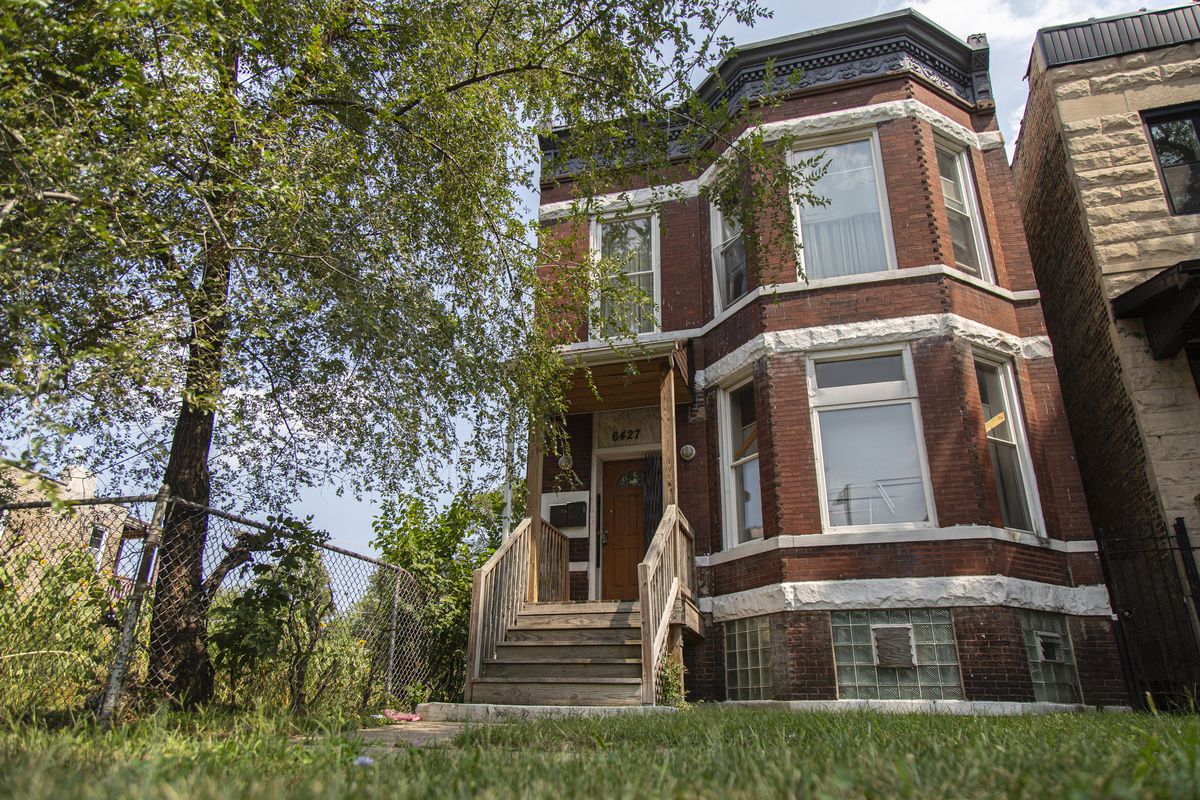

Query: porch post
[[659, 363, 677, 508], [525, 422, 543, 602]]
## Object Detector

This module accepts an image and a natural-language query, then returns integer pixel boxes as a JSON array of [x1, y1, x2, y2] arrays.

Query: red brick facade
[[538, 12, 1124, 706]]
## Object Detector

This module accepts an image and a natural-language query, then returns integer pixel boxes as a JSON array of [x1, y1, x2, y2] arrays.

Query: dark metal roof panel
[[1037, 4, 1200, 67]]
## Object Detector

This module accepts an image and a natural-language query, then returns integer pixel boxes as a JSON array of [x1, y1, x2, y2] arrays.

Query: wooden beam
[[525, 424, 543, 602], [659, 363, 677, 507]]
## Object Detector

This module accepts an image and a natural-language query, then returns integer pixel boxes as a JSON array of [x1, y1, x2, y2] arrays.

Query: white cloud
[[897, 0, 1177, 44]]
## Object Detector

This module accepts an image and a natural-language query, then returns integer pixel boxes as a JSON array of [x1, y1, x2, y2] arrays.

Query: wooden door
[[602, 459, 646, 601]]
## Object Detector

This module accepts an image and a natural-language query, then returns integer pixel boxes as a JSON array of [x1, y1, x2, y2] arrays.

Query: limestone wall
[[1038, 44, 1200, 541]]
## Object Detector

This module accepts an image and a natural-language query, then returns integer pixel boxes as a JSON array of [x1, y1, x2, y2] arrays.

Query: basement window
[[1020, 610, 1080, 703], [725, 616, 772, 700], [833, 609, 963, 700]]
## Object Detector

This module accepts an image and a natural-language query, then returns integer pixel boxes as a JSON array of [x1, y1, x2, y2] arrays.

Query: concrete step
[[483, 658, 642, 679], [505, 624, 641, 643], [494, 641, 641, 661], [418, 701, 676, 721], [469, 677, 643, 706]]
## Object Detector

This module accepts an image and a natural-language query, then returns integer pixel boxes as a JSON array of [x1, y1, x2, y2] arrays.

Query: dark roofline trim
[[1035, 3, 1200, 68], [540, 9, 992, 174], [694, 8, 990, 111]]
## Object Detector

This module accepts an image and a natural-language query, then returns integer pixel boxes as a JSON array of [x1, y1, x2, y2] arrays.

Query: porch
[[464, 341, 702, 706]]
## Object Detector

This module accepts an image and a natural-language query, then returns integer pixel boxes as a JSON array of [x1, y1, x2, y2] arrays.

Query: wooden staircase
[[465, 509, 698, 707], [470, 601, 645, 706]]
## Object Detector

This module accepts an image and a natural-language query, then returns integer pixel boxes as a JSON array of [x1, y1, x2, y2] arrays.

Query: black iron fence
[[1100, 517, 1200, 710], [0, 490, 429, 722]]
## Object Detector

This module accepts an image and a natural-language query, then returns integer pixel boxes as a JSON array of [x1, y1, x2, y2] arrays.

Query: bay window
[[935, 146, 991, 280], [721, 379, 763, 546], [974, 358, 1042, 533], [793, 136, 894, 279], [710, 206, 749, 311], [809, 348, 933, 530]]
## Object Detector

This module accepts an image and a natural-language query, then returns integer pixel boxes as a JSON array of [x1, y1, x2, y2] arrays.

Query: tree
[[2, 0, 818, 705]]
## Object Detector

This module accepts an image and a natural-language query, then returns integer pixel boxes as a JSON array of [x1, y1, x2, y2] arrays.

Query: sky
[[293, 0, 1186, 555]]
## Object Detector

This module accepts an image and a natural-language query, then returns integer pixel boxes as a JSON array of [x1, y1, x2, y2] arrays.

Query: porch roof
[[1112, 259, 1200, 360], [561, 339, 692, 414]]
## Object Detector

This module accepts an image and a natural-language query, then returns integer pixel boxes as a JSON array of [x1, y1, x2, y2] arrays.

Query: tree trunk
[[148, 399, 221, 705], [145, 54, 241, 707]]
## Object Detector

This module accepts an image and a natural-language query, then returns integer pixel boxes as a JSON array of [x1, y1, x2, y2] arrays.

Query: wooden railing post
[[526, 424, 542, 603], [659, 364, 677, 508]]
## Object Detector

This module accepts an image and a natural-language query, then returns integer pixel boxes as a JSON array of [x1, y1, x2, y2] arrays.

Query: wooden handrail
[[464, 516, 570, 701], [637, 504, 694, 704]]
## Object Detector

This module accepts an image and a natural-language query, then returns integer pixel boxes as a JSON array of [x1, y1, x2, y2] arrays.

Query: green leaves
[[1, 0, 799, 512], [371, 488, 501, 699]]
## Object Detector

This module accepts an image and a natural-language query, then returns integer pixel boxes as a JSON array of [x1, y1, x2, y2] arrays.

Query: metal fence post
[[98, 484, 170, 725], [385, 568, 400, 697]]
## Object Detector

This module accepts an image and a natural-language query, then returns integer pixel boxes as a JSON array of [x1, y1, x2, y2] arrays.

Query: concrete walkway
[[354, 720, 466, 751]]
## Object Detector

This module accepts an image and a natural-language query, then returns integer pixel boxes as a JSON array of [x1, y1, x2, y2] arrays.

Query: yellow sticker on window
[[984, 411, 1006, 433]]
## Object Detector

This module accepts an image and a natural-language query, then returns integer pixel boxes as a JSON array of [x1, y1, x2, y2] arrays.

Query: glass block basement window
[[725, 616, 772, 700], [1020, 610, 1081, 703], [832, 609, 964, 700]]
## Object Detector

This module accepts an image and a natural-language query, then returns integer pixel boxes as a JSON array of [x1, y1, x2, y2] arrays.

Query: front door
[[601, 459, 646, 601]]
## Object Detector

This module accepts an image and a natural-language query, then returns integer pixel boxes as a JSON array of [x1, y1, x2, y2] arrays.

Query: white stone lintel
[[693, 525, 1098, 567], [696, 314, 1053, 390], [697, 576, 1114, 621]]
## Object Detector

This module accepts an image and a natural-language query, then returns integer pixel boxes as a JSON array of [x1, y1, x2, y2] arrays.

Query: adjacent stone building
[[468, 10, 1127, 707], [1013, 4, 1200, 703]]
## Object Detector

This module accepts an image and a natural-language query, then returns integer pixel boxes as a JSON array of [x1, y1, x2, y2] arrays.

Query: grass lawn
[[1, 706, 1198, 799]]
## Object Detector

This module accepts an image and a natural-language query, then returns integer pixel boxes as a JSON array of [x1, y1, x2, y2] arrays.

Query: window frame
[[588, 211, 662, 340], [787, 129, 898, 281], [718, 371, 764, 550], [807, 344, 938, 534], [708, 201, 750, 314], [972, 352, 1046, 537], [934, 142, 994, 283], [1143, 102, 1200, 216]]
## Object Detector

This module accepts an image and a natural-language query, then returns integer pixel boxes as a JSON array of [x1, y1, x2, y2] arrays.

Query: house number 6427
[[612, 428, 641, 442]]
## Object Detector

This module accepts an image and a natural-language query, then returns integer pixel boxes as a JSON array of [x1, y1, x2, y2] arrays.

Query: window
[[935, 146, 991, 280], [725, 616, 772, 700], [974, 358, 1040, 533], [1145, 105, 1200, 215], [88, 524, 106, 557], [793, 137, 893, 279], [721, 380, 763, 546], [1020, 611, 1080, 703], [594, 214, 658, 337], [809, 349, 933, 530], [832, 609, 963, 700], [872, 625, 916, 668], [710, 205, 749, 310]]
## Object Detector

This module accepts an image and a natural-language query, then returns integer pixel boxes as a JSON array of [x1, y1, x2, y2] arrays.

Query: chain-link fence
[[0, 491, 430, 722]]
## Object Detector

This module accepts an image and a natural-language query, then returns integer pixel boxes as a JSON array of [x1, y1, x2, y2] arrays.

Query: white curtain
[[797, 139, 889, 279]]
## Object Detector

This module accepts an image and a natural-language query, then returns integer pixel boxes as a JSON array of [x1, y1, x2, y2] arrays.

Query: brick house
[[1012, 4, 1200, 704], [464, 10, 1127, 708]]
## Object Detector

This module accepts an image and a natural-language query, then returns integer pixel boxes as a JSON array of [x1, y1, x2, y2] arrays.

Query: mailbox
[[549, 501, 587, 528]]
